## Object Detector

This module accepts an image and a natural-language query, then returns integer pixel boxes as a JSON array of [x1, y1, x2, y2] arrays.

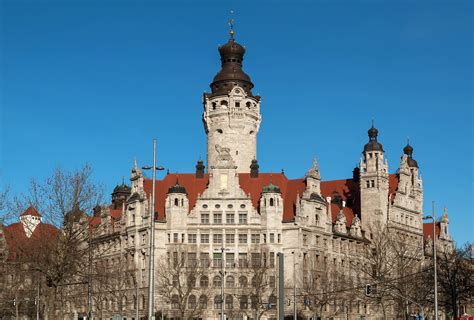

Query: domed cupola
[[167, 178, 187, 194], [111, 180, 132, 209], [210, 23, 254, 97], [403, 141, 418, 168], [363, 122, 384, 152], [262, 182, 281, 194]]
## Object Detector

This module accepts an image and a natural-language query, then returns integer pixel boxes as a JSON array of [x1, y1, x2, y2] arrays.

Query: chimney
[[250, 159, 259, 178], [196, 160, 205, 178]]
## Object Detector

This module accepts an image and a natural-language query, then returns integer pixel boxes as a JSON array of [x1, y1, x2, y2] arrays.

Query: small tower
[[393, 141, 423, 216], [304, 158, 322, 197], [203, 24, 262, 172], [166, 178, 189, 229], [130, 159, 145, 197], [260, 181, 283, 230], [359, 123, 389, 230], [111, 179, 132, 209], [403, 142, 423, 202], [439, 207, 450, 240]]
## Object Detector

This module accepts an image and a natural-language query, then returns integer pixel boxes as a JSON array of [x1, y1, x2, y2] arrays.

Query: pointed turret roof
[[363, 122, 384, 152], [20, 206, 41, 218]]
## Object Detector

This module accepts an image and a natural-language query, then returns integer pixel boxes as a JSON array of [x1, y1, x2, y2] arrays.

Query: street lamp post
[[142, 139, 165, 320], [292, 251, 297, 320], [423, 201, 438, 320]]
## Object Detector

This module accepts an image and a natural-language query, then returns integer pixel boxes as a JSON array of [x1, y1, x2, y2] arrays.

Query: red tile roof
[[143, 173, 210, 221], [423, 222, 441, 241], [20, 206, 42, 217], [3, 222, 59, 262], [139, 172, 399, 226]]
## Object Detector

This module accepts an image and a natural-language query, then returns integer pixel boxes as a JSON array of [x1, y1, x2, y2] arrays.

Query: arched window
[[269, 198, 274, 206], [200, 276, 209, 288], [239, 276, 247, 288], [187, 275, 196, 288], [220, 100, 228, 107], [174, 198, 179, 206], [239, 295, 248, 309], [251, 295, 258, 309], [181, 199, 184, 206], [171, 295, 179, 309], [225, 295, 233, 309], [214, 295, 222, 309], [213, 275, 222, 288], [121, 296, 127, 310], [188, 295, 196, 309], [199, 295, 208, 309], [212, 102, 217, 110], [226, 275, 235, 288], [251, 275, 259, 287]]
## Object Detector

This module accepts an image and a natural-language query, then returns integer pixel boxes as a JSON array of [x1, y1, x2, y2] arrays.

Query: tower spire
[[229, 10, 235, 40]]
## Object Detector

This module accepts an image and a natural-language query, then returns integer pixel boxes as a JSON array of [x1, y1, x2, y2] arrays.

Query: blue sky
[[1, 0, 472, 244]]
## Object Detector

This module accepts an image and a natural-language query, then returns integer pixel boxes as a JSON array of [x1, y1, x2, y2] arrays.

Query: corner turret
[[359, 122, 389, 231]]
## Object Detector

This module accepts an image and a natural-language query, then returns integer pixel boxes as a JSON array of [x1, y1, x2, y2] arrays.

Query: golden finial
[[229, 10, 235, 40]]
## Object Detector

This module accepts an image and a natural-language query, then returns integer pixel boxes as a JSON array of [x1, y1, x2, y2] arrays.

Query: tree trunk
[[451, 289, 458, 319]]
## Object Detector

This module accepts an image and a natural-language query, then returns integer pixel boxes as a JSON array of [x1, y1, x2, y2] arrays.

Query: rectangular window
[[239, 213, 247, 224], [213, 213, 222, 224], [269, 276, 276, 288], [226, 253, 235, 268], [213, 234, 223, 244], [182, 233, 185, 243], [201, 234, 209, 244], [278, 234, 281, 243], [188, 234, 197, 243], [303, 234, 307, 246], [238, 234, 247, 244], [238, 253, 248, 268], [226, 213, 234, 224], [200, 253, 210, 268], [371, 180, 375, 187], [213, 252, 222, 267], [187, 252, 197, 267], [173, 233, 179, 243], [270, 233, 275, 243], [263, 234, 267, 243], [201, 213, 209, 224], [226, 234, 235, 244], [366, 181, 370, 188], [269, 252, 275, 267], [251, 234, 260, 244], [167, 233, 170, 243], [172, 252, 178, 267], [251, 253, 261, 267]]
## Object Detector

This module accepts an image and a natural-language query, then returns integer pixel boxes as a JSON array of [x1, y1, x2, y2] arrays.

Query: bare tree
[[299, 252, 358, 319], [435, 242, 474, 319], [7, 165, 104, 319], [355, 223, 428, 319], [155, 245, 210, 319]]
